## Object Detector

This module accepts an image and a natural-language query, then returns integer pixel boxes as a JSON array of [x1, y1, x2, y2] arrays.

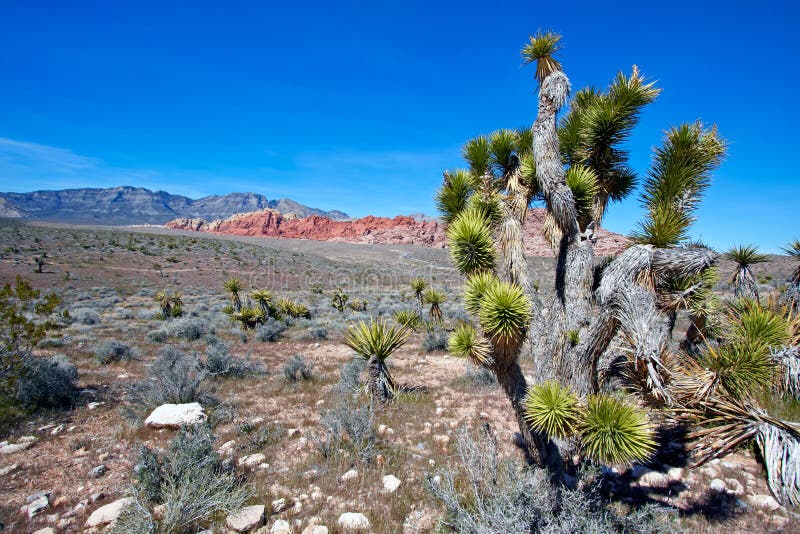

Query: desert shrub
[[37, 336, 67, 348], [163, 316, 204, 341], [239, 421, 285, 451], [334, 358, 364, 396], [427, 427, 676, 534], [454, 365, 497, 388], [147, 329, 167, 343], [283, 355, 314, 382], [129, 347, 207, 406], [71, 307, 100, 325], [305, 327, 328, 340], [113, 425, 250, 533], [15, 354, 78, 409], [255, 317, 286, 342], [204, 337, 258, 377], [319, 394, 375, 462], [95, 340, 134, 364], [423, 327, 448, 352]]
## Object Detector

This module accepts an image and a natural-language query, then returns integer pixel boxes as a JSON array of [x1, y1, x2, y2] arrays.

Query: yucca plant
[[234, 306, 266, 330], [250, 289, 273, 316], [343, 318, 411, 402], [477, 280, 530, 357], [446, 210, 496, 276], [726, 245, 768, 301], [154, 290, 183, 319], [782, 239, 800, 310], [448, 322, 492, 368], [422, 288, 446, 324], [223, 278, 244, 312], [409, 279, 428, 306], [331, 288, 349, 312], [579, 395, 656, 465], [393, 309, 421, 331]]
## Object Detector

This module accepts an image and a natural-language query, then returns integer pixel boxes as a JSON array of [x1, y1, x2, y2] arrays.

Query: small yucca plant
[[250, 289, 273, 316], [223, 278, 244, 312], [344, 318, 411, 402], [235, 306, 266, 330], [524, 381, 581, 439], [700, 340, 777, 400], [580, 395, 656, 465], [448, 322, 492, 368], [423, 288, 446, 324], [726, 245, 768, 301], [393, 309, 421, 331], [410, 279, 428, 306]]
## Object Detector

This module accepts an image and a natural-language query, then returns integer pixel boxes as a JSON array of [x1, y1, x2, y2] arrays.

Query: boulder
[[226, 504, 266, 532], [0, 441, 34, 454], [238, 453, 267, 468], [271, 519, 292, 534], [337, 512, 370, 531], [748, 494, 781, 511], [85, 497, 133, 528], [382, 474, 401, 493], [709, 478, 727, 493], [145, 403, 206, 429], [340, 469, 359, 482]]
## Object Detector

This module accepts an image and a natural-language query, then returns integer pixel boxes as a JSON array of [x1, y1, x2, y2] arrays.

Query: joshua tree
[[344, 318, 411, 403], [781, 238, 800, 310], [422, 288, 445, 324], [223, 278, 244, 312], [410, 278, 427, 306], [437, 31, 725, 470], [250, 289, 273, 317], [331, 288, 349, 312], [725, 244, 768, 301], [33, 254, 46, 273], [154, 290, 183, 318]]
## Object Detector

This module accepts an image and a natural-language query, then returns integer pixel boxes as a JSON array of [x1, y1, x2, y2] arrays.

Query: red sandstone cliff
[[165, 208, 628, 257]]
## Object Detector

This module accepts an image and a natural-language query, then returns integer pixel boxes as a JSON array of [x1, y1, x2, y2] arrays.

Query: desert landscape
[[1, 6, 798, 534]]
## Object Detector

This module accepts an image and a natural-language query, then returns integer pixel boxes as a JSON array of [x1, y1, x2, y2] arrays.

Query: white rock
[[250, 416, 265, 425], [18, 435, 37, 444], [666, 466, 684, 482], [382, 474, 401, 493], [302, 526, 328, 534], [0, 442, 33, 454], [50, 424, 65, 436], [748, 494, 781, 511], [271, 518, 292, 534], [226, 504, 266, 532], [340, 469, 359, 482], [287, 428, 302, 438], [144, 403, 206, 429], [218, 440, 236, 456], [725, 478, 745, 496], [638, 471, 670, 488], [85, 497, 133, 528], [0, 463, 18, 476], [238, 453, 266, 468], [709, 478, 727, 493], [32, 528, 56, 534], [87, 402, 101, 410], [337, 512, 370, 531], [272, 498, 288, 513], [23, 496, 49, 518]]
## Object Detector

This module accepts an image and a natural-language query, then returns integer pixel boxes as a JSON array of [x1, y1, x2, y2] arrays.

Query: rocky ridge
[[166, 207, 629, 256]]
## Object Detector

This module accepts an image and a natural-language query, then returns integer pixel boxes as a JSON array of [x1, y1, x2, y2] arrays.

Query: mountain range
[[0, 186, 349, 225]]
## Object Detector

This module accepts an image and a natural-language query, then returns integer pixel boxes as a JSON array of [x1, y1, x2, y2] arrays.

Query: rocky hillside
[[166, 207, 629, 256], [0, 187, 349, 225]]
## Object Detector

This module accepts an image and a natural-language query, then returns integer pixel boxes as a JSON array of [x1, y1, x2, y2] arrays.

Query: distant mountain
[[0, 186, 349, 225]]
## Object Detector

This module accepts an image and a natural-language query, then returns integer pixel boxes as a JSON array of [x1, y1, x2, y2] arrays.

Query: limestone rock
[[748, 494, 781, 511], [272, 498, 288, 513], [239, 453, 267, 468], [337, 512, 370, 531], [271, 519, 292, 534], [226, 504, 266, 532], [144, 402, 206, 429], [709, 478, 727, 493], [85, 497, 133, 528], [382, 474, 401, 493], [340, 469, 359, 482]]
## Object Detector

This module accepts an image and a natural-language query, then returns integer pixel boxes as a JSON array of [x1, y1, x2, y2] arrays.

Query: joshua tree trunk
[[367, 356, 395, 403], [733, 267, 759, 301]]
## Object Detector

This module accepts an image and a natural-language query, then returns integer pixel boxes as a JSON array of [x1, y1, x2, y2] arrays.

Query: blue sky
[[0, 0, 796, 252]]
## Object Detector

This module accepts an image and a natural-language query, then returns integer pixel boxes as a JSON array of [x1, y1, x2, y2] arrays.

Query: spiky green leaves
[[463, 136, 491, 176], [463, 271, 498, 316], [580, 395, 656, 465], [448, 322, 492, 368], [727, 300, 789, 350], [565, 165, 599, 227], [393, 309, 421, 331], [477, 280, 531, 350], [436, 170, 475, 224], [524, 381, 580, 438], [726, 245, 768, 267], [701, 342, 777, 400], [633, 123, 726, 247], [521, 31, 562, 82], [447, 209, 496, 276], [344, 318, 411, 362]]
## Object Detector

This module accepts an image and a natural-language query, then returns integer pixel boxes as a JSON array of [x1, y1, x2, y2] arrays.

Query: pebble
[[88, 464, 108, 478]]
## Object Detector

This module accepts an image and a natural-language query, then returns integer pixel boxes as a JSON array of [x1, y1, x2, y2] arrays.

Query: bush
[[305, 327, 328, 340], [147, 329, 167, 343], [113, 425, 250, 533], [204, 337, 258, 377], [95, 340, 134, 364], [335, 358, 364, 396], [427, 427, 676, 534], [15, 354, 78, 409], [456, 365, 496, 387], [255, 317, 286, 342], [71, 307, 100, 325], [129, 348, 207, 406], [163, 316, 204, 341], [319, 394, 375, 462], [423, 328, 448, 352], [283, 355, 314, 382]]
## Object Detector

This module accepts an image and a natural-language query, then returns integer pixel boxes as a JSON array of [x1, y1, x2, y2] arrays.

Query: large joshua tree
[[344, 318, 411, 403], [437, 31, 726, 469]]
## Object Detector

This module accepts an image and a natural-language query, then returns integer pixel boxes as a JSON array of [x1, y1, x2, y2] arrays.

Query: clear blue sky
[[0, 1, 796, 252]]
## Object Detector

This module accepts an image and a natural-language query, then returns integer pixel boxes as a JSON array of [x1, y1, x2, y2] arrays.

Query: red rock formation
[[165, 208, 628, 257]]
